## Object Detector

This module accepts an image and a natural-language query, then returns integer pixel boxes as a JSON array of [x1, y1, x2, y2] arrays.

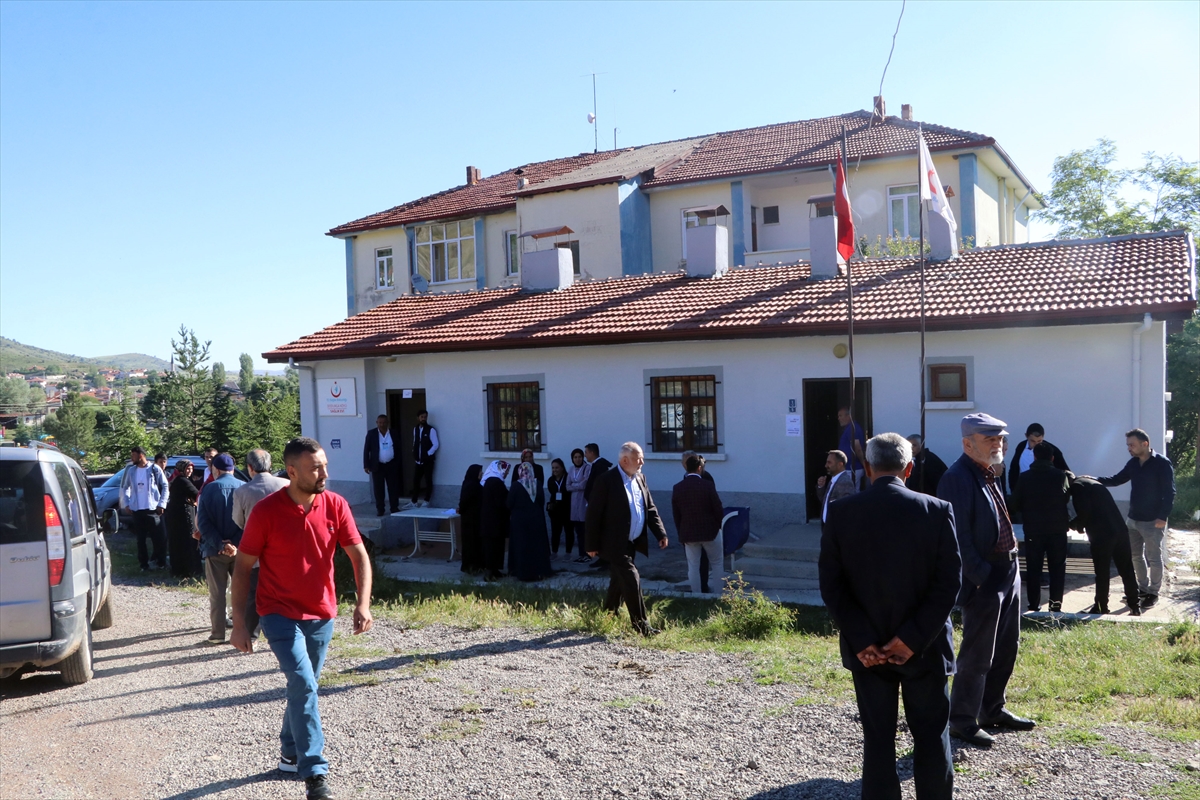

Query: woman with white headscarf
[[507, 462, 552, 581], [480, 461, 511, 580]]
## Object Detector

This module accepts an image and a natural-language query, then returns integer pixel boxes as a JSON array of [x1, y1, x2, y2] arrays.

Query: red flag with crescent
[[834, 154, 855, 263]]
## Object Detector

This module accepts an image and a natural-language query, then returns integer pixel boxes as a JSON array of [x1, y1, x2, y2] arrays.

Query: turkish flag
[[834, 154, 855, 263]]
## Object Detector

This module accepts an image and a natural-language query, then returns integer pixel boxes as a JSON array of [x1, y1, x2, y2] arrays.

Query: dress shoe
[[1128, 606, 1142, 616], [1084, 603, 1109, 615], [1027, 605, 1040, 612], [1140, 593, 1159, 609], [979, 710, 1036, 730], [950, 727, 994, 747], [635, 623, 661, 637], [1048, 601, 1062, 612]]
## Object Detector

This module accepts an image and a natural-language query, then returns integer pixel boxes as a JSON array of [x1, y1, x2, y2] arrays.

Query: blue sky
[[1, 0, 1197, 371]]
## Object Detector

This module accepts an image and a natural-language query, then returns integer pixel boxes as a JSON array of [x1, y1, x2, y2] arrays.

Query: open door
[[802, 378, 871, 522], [387, 388, 427, 498]]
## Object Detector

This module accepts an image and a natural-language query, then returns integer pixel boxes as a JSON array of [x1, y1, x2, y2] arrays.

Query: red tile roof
[[326, 111, 1001, 237], [267, 232, 1197, 362]]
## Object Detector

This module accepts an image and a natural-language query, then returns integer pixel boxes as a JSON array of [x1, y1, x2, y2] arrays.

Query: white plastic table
[[391, 507, 461, 561]]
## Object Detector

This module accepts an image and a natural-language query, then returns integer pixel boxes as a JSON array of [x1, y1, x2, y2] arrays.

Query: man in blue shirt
[[838, 407, 867, 489], [1093, 428, 1175, 609], [197, 453, 244, 644]]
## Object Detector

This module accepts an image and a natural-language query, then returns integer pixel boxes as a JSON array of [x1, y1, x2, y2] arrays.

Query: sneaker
[[204, 634, 224, 645], [305, 774, 333, 800], [1140, 594, 1159, 609], [1048, 601, 1062, 613], [278, 754, 298, 773], [417, 500, 430, 508], [400, 501, 416, 510]]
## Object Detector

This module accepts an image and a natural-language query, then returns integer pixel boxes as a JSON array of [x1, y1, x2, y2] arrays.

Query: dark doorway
[[802, 378, 872, 522], [387, 388, 426, 499]]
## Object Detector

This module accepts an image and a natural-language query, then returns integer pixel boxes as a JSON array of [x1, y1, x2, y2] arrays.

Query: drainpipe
[[1014, 188, 1034, 242], [289, 358, 318, 439], [1131, 313, 1152, 428]]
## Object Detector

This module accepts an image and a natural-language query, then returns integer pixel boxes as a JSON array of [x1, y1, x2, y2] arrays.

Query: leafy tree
[[210, 384, 238, 454], [0, 376, 40, 413], [93, 394, 155, 473], [1168, 313, 1200, 474], [1038, 139, 1200, 238], [43, 392, 96, 463], [213, 362, 226, 388], [142, 326, 214, 454], [238, 353, 256, 395]]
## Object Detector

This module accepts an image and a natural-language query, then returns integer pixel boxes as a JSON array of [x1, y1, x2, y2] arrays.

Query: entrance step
[[732, 556, 819, 580], [738, 574, 823, 592]]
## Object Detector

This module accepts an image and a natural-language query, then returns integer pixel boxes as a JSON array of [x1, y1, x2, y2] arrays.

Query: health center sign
[[317, 379, 357, 417]]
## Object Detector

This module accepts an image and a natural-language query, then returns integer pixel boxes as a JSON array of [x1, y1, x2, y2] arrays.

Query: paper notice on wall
[[785, 414, 802, 437], [317, 379, 357, 416], [402, 389, 413, 398]]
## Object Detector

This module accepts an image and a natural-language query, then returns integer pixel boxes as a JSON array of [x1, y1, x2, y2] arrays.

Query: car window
[[71, 466, 98, 530], [101, 468, 125, 489], [0, 461, 46, 545], [51, 463, 85, 540]]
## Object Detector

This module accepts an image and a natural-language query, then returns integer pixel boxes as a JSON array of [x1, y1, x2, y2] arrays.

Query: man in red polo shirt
[[230, 437, 373, 800]]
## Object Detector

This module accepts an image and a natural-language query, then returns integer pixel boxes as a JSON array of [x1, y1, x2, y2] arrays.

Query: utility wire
[[855, 0, 906, 175]]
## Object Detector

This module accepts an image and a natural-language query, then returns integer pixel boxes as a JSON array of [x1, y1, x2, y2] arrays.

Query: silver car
[[0, 442, 115, 684]]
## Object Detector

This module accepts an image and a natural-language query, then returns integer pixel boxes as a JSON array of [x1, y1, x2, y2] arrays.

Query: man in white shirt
[[363, 415, 402, 516], [409, 410, 439, 508], [119, 446, 170, 570], [817, 449, 857, 525]]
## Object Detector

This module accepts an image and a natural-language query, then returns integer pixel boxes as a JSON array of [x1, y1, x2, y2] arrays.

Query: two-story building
[[267, 105, 1196, 529]]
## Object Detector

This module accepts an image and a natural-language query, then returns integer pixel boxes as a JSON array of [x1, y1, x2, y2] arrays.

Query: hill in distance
[[0, 337, 171, 374]]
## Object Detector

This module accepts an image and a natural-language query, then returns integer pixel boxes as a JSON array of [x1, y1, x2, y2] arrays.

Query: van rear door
[[0, 461, 51, 644]]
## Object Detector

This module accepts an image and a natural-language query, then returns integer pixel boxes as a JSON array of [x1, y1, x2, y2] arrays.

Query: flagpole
[[842, 123, 857, 475], [918, 124, 928, 493]]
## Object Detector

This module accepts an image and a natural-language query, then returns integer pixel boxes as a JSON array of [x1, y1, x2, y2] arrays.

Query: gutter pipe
[[1131, 313, 1152, 428], [289, 358, 318, 440]]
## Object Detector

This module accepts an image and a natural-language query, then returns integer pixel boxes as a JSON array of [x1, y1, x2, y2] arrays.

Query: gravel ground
[[2, 583, 1198, 800]]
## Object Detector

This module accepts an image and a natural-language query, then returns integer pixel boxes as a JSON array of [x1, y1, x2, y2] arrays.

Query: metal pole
[[918, 124, 927, 493], [842, 124, 857, 473], [592, 74, 598, 153]]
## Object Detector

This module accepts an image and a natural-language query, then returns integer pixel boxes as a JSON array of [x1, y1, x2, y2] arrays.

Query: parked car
[[163, 455, 250, 488], [0, 442, 115, 684], [91, 468, 126, 522]]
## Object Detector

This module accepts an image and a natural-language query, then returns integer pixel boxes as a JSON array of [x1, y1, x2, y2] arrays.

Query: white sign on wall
[[317, 379, 357, 417], [785, 414, 802, 437]]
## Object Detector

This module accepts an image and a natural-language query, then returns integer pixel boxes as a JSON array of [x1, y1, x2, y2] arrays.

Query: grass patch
[[326, 633, 390, 660], [426, 718, 483, 741], [1150, 777, 1200, 800], [604, 695, 657, 709], [318, 669, 380, 688], [1047, 728, 1105, 746]]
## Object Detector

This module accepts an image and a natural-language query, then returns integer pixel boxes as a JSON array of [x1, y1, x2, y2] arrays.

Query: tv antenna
[[583, 72, 607, 152]]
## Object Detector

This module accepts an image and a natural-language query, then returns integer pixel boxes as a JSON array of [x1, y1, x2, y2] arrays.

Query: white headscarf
[[480, 460, 510, 486], [515, 462, 537, 501]]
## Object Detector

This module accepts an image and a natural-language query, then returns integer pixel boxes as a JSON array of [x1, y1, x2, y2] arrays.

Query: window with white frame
[[375, 247, 395, 289], [887, 184, 921, 239], [414, 220, 476, 284], [505, 230, 520, 276]]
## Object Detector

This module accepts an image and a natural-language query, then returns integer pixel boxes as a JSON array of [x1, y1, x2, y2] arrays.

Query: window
[[651, 375, 718, 452], [762, 205, 780, 225], [375, 248, 394, 289], [888, 184, 920, 239], [929, 364, 967, 401], [415, 220, 476, 284], [487, 382, 541, 451], [505, 230, 520, 276], [555, 240, 580, 275]]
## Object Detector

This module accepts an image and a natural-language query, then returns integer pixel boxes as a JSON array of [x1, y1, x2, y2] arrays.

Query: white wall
[[349, 228, 410, 314], [515, 184, 621, 282], [648, 183, 734, 273], [483, 211, 519, 288]]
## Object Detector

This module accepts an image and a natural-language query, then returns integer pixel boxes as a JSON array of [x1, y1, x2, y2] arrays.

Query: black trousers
[[852, 665, 953, 800], [1089, 530, 1141, 610], [950, 558, 1021, 733], [371, 459, 402, 514], [411, 460, 435, 503], [571, 521, 587, 557], [604, 540, 648, 628], [1023, 532, 1067, 608], [131, 509, 165, 569], [245, 567, 261, 637], [550, 513, 572, 553]]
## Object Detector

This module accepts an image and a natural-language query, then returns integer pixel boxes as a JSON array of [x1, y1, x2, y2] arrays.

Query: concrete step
[[731, 556, 819, 580], [737, 574, 823, 592], [740, 539, 821, 562]]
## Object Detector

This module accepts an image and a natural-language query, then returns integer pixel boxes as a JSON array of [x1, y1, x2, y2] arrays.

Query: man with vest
[[409, 410, 439, 508]]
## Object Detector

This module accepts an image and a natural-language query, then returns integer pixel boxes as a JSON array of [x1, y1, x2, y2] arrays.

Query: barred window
[[651, 375, 717, 452], [487, 382, 541, 452]]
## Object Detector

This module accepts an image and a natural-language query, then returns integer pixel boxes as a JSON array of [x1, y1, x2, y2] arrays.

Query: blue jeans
[[260, 614, 334, 778]]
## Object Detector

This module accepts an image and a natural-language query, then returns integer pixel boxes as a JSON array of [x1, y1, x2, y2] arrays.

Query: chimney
[[683, 205, 731, 278], [901, 104, 913, 121], [806, 194, 841, 280], [521, 247, 574, 291], [517, 177, 529, 189], [466, 166, 479, 186], [873, 95, 886, 121], [928, 210, 959, 261]]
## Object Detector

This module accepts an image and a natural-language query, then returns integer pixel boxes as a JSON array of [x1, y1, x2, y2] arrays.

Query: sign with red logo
[[317, 379, 357, 417]]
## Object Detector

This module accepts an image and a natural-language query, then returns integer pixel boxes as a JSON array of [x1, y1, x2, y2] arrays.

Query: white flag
[[919, 135, 957, 234]]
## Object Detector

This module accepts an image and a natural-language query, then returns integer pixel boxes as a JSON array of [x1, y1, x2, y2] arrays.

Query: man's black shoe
[[305, 774, 333, 800], [1141, 594, 1159, 609], [635, 623, 661, 637], [979, 710, 1036, 730], [1084, 603, 1109, 615], [1027, 605, 1040, 612], [1048, 601, 1062, 613], [949, 727, 994, 747], [1128, 606, 1142, 616]]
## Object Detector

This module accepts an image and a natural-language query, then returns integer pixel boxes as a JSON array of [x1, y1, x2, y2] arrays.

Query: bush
[[701, 572, 797, 640], [1169, 472, 1199, 530]]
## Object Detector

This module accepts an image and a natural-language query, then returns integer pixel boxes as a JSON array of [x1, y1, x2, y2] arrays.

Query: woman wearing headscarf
[[457, 464, 484, 575], [564, 448, 592, 563], [507, 462, 551, 581], [479, 460, 511, 580], [165, 459, 201, 578]]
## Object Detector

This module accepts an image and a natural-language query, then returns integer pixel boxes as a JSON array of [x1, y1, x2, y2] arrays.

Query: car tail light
[[44, 494, 66, 586]]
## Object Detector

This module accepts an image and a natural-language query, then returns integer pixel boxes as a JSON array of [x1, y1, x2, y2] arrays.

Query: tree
[[213, 362, 226, 389], [143, 326, 214, 454], [1167, 313, 1200, 474], [238, 353, 256, 395], [43, 392, 96, 463], [93, 394, 155, 473], [210, 384, 238, 454], [1038, 139, 1200, 239], [0, 376, 39, 413]]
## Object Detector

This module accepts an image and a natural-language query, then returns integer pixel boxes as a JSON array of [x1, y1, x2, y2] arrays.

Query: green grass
[[1151, 776, 1200, 800], [604, 695, 657, 709]]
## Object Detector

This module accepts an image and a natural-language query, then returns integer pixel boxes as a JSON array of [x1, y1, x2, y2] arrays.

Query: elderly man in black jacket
[[938, 413, 1036, 748], [1011, 441, 1072, 612], [821, 432, 961, 800], [585, 442, 668, 636]]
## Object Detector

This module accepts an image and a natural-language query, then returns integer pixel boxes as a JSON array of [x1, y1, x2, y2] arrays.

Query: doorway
[[802, 378, 872, 521], [387, 388, 426, 498]]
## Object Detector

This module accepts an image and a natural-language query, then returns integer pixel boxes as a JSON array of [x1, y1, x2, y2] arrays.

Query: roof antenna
[[583, 72, 607, 153]]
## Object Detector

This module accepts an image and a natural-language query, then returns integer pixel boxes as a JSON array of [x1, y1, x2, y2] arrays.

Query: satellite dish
[[587, 112, 596, 124], [411, 274, 430, 293]]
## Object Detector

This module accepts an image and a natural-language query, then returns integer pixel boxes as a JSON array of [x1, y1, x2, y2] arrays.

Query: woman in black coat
[[165, 460, 201, 578], [546, 458, 572, 558], [457, 464, 484, 575], [507, 462, 552, 581], [479, 460, 511, 580]]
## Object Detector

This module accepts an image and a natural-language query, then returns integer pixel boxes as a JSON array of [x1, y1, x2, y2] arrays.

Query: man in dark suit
[[362, 415, 401, 516], [585, 442, 669, 636], [583, 443, 614, 570], [1009, 422, 1069, 497], [906, 434, 949, 496], [938, 413, 1036, 748], [816, 449, 857, 525], [672, 455, 725, 594], [1010, 441, 1071, 612], [820, 432, 961, 800], [1069, 477, 1141, 616], [681, 449, 716, 592]]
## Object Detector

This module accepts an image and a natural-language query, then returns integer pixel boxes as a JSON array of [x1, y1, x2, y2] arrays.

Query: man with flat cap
[[937, 413, 1035, 747]]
